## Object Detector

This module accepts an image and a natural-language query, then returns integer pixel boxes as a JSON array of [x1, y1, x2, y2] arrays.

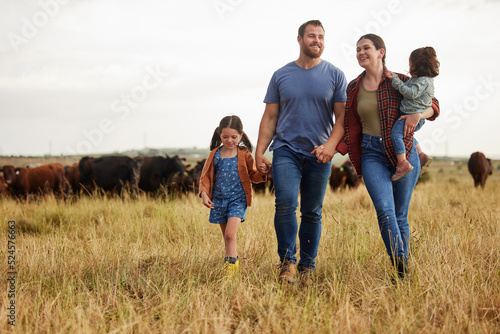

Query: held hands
[[311, 142, 337, 163], [256, 156, 271, 175], [201, 191, 214, 209]]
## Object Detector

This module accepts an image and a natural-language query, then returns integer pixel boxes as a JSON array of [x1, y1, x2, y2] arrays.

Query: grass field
[[1, 159, 499, 333]]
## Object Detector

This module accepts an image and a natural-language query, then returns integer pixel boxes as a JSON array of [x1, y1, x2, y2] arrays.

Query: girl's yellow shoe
[[223, 259, 239, 278]]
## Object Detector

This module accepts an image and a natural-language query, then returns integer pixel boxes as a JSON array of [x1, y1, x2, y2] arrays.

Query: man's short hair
[[298, 20, 324, 38]]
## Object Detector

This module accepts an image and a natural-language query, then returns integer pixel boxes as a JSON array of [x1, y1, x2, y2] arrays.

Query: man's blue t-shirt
[[264, 60, 347, 156]]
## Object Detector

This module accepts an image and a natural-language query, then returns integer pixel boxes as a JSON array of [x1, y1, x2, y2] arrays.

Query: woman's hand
[[311, 142, 337, 163], [399, 113, 422, 137], [312, 145, 324, 161]]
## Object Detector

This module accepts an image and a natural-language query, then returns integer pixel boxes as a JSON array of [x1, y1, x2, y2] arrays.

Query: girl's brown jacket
[[198, 146, 266, 207]]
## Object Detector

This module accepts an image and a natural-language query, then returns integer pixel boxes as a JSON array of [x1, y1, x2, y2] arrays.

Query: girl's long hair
[[209, 115, 253, 151], [409, 46, 440, 78]]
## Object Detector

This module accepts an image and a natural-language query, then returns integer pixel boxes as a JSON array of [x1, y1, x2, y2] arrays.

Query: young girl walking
[[386, 46, 440, 181], [198, 115, 266, 277]]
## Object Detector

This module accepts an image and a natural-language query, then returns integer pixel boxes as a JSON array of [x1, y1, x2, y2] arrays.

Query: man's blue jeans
[[361, 134, 420, 262], [272, 146, 331, 269]]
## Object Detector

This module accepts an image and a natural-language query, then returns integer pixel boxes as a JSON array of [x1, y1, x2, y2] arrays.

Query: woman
[[336, 34, 439, 279]]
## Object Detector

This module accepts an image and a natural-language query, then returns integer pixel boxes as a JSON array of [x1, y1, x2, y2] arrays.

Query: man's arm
[[255, 103, 279, 173], [312, 101, 346, 163]]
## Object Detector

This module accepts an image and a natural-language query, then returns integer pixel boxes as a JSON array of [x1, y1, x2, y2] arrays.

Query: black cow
[[468, 152, 492, 188], [79, 156, 139, 195], [138, 155, 186, 194], [170, 158, 205, 194]]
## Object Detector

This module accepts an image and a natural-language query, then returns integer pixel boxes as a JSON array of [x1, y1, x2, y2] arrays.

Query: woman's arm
[[399, 107, 435, 137], [428, 98, 440, 120]]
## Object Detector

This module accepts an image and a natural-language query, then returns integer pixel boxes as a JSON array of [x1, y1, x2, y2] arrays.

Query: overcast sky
[[2, 0, 500, 158]]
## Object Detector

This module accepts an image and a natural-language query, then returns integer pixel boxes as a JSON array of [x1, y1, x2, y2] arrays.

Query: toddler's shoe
[[418, 152, 432, 176], [391, 160, 414, 181]]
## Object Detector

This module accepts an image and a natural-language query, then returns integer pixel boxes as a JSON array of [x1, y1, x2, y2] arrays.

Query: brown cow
[[64, 162, 80, 195], [2, 163, 66, 199], [0, 175, 8, 198], [330, 160, 359, 192], [468, 152, 492, 188]]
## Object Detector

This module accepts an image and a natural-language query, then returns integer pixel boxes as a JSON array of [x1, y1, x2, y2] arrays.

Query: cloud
[[1, 0, 500, 157]]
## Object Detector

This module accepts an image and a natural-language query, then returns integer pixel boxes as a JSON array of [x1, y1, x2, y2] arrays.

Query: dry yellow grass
[[1, 161, 499, 333]]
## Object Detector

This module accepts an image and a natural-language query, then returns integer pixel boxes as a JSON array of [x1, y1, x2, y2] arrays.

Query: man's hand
[[311, 142, 336, 163], [256, 156, 271, 175]]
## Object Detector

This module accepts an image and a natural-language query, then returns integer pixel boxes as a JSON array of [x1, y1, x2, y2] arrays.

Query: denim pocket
[[361, 137, 371, 149]]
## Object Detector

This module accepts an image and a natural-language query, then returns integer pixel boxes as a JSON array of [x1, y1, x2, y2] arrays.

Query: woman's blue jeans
[[361, 134, 420, 262], [272, 146, 331, 270]]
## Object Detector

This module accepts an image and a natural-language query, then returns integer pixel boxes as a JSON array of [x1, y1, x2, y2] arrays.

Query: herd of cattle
[[0, 151, 493, 200], [0, 154, 360, 200], [0, 155, 203, 200]]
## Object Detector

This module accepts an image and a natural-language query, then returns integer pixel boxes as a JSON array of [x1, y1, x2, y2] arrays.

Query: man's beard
[[302, 43, 324, 59]]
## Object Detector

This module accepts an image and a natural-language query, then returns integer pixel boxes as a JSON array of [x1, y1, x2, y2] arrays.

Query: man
[[255, 20, 347, 286]]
